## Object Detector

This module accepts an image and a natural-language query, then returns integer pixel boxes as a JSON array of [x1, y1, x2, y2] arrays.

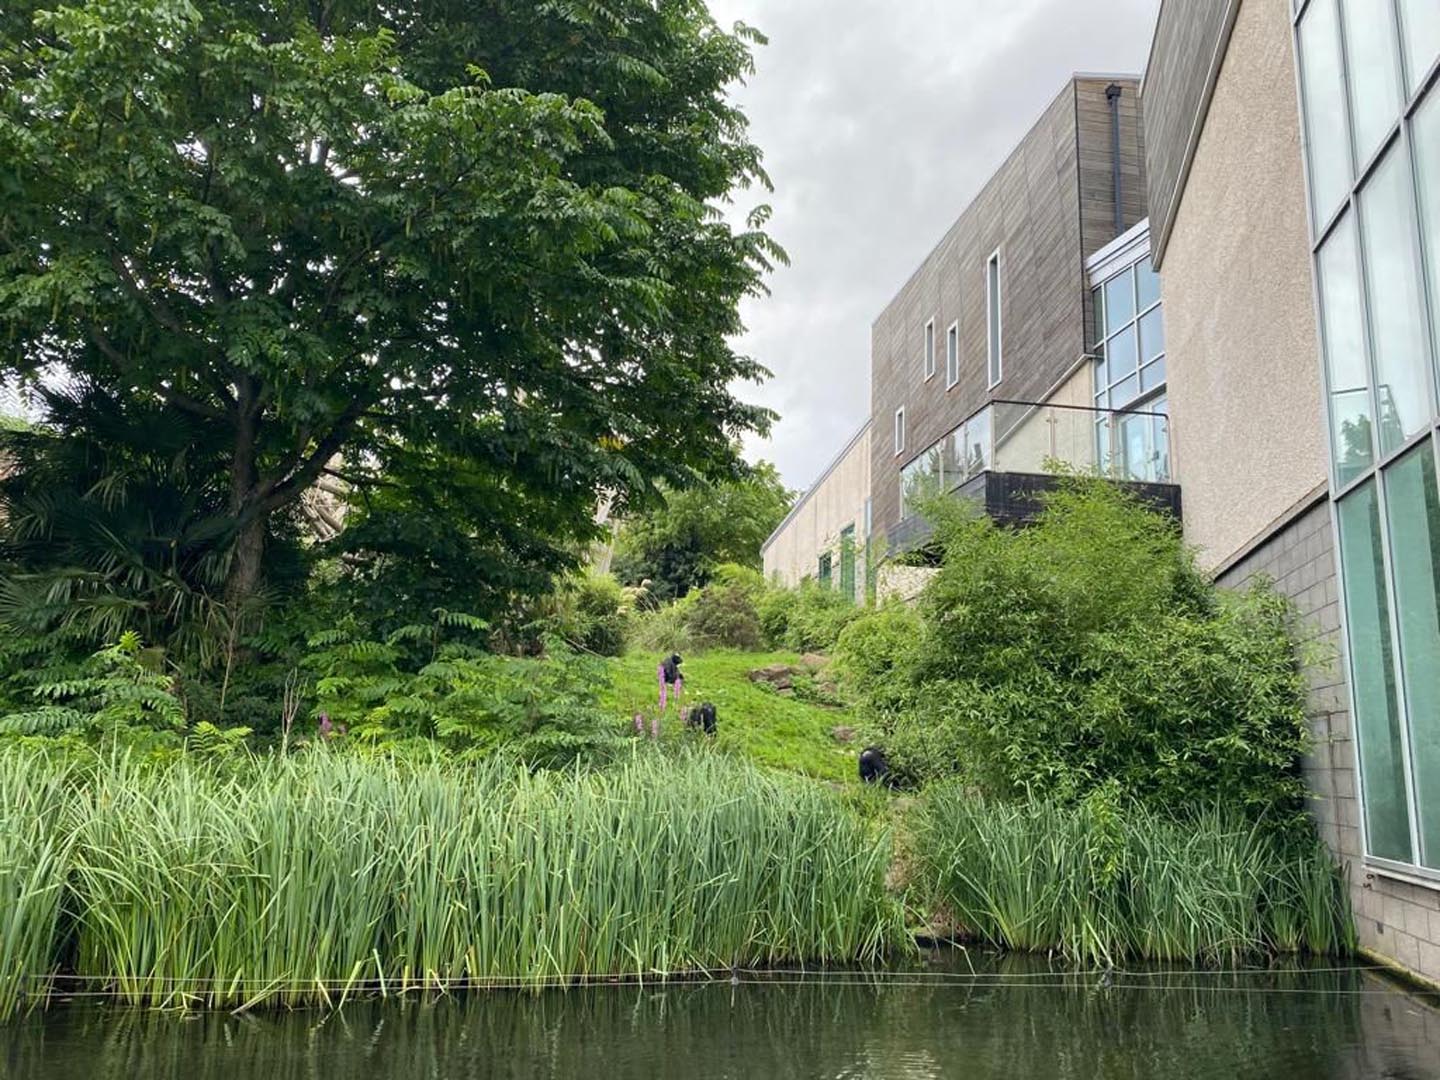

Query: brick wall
[[1217, 495, 1440, 986]]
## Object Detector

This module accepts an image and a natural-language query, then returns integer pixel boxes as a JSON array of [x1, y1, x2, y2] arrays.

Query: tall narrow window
[[923, 319, 936, 381], [894, 407, 905, 455], [838, 524, 857, 603], [946, 321, 959, 388], [986, 251, 1003, 387], [817, 552, 833, 590]]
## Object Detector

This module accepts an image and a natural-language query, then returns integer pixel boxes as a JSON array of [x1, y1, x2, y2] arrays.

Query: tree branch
[[87, 326, 228, 421]]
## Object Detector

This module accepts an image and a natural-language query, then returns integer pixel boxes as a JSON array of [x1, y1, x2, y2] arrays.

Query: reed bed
[[908, 785, 1355, 966], [0, 749, 905, 1014]]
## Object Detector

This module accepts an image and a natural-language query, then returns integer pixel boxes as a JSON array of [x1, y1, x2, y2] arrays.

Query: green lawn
[[603, 650, 860, 784]]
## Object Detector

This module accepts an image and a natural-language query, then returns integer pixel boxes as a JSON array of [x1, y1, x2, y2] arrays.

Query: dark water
[[5, 956, 1440, 1079]]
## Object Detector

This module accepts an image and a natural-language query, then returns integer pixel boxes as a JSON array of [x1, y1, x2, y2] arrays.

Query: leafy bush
[[687, 579, 764, 650], [542, 572, 631, 657], [304, 617, 623, 768], [0, 632, 185, 748], [758, 578, 862, 654], [851, 479, 1312, 821]]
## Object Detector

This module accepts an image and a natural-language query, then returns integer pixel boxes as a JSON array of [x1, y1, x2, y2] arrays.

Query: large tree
[[0, 0, 780, 606]]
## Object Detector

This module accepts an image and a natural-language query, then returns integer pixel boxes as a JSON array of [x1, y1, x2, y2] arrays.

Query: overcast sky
[[708, 0, 1161, 492]]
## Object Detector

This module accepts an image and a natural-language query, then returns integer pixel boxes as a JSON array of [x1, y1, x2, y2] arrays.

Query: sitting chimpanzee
[[684, 702, 717, 736], [858, 746, 890, 785]]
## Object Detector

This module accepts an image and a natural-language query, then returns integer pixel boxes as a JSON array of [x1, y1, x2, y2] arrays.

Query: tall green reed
[[56, 749, 905, 1009], [908, 783, 1353, 966]]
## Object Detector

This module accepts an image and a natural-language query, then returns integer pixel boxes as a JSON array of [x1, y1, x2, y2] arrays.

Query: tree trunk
[[226, 378, 264, 605], [228, 514, 267, 606]]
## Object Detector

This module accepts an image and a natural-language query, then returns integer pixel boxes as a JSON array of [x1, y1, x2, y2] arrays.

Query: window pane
[[1318, 215, 1375, 485], [1093, 344, 1108, 392], [947, 324, 959, 387], [987, 256, 1002, 385], [1104, 268, 1135, 335], [1136, 256, 1161, 310], [924, 321, 935, 379], [1360, 147, 1432, 454], [1298, 0, 1352, 225], [1139, 306, 1165, 363], [1108, 323, 1138, 380], [1141, 355, 1166, 394], [1338, 481, 1413, 863], [1091, 287, 1105, 348], [946, 412, 991, 490], [1384, 442, 1440, 868], [1397, 0, 1440, 95], [1339, 0, 1403, 165], [1111, 373, 1139, 407], [1414, 91, 1440, 400]]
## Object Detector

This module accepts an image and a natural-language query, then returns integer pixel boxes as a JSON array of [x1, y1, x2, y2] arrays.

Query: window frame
[[894, 406, 905, 456], [923, 318, 936, 381], [1294, 0, 1440, 881], [945, 320, 960, 389], [986, 249, 1003, 388]]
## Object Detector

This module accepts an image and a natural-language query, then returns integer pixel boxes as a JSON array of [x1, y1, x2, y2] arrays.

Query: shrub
[[626, 596, 699, 656], [853, 479, 1312, 822], [687, 580, 764, 650], [759, 579, 861, 653], [553, 572, 631, 657]]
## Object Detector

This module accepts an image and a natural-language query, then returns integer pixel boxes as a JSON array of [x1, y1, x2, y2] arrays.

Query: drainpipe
[[1105, 83, 1124, 237]]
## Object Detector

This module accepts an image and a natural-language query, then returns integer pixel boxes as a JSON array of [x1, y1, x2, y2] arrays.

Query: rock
[[777, 687, 794, 697], [748, 663, 795, 691], [799, 653, 829, 672], [830, 725, 856, 744]]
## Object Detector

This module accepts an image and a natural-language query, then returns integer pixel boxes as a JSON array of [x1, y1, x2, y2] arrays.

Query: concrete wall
[[1218, 498, 1440, 987], [762, 424, 871, 593], [1154, 0, 1327, 573]]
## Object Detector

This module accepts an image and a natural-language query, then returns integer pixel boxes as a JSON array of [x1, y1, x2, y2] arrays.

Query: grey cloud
[[710, 0, 1161, 492]]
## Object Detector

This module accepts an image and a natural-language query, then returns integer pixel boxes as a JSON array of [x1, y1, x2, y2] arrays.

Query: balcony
[[890, 399, 1182, 552]]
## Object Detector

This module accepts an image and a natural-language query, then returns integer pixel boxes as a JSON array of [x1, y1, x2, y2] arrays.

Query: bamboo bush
[[31, 749, 905, 1011], [908, 784, 1355, 966]]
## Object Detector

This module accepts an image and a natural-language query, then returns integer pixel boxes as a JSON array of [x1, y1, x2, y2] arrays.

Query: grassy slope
[[603, 651, 859, 784]]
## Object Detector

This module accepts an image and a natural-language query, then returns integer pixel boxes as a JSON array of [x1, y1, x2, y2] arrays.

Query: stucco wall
[[1158, 0, 1327, 572], [762, 425, 871, 592]]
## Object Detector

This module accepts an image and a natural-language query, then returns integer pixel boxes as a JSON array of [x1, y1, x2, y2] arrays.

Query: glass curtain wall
[[1091, 254, 1170, 482], [1295, 0, 1440, 873]]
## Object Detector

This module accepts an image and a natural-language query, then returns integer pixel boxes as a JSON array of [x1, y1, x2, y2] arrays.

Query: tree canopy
[[0, 0, 781, 620], [611, 460, 791, 600]]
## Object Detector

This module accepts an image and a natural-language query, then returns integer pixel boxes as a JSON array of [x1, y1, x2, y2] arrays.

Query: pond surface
[[4, 955, 1440, 1079]]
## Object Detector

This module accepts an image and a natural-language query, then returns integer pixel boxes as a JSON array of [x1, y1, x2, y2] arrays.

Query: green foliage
[[849, 480, 1312, 820], [908, 785, 1355, 965], [0, 0, 779, 613], [611, 463, 793, 600], [303, 616, 623, 768], [687, 579, 764, 650], [0, 632, 185, 747], [542, 572, 633, 657], [757, 578, 862, 654], [0, 750, 903, 1013]]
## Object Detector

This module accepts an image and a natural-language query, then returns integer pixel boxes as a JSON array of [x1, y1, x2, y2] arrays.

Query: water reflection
[[4, 955, 1439, 1080]]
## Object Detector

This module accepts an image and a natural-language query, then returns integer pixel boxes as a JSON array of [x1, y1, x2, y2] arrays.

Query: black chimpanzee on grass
[[858, 746, 890, 785], [684, 702, 717, 736]]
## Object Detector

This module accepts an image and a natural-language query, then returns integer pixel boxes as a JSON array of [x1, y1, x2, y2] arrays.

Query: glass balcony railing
[[899, 399, 1173, 521]]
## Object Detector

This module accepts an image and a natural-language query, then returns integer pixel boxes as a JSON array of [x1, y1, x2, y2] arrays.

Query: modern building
[[871, 76, 1175, 554], [761, 421, 871, 599], [1144, 0, 1440, 984]]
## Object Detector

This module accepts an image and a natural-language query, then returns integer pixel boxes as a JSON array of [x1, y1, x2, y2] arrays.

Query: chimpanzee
[[858, 746, 890, 785], [684, 702, 718, 736]]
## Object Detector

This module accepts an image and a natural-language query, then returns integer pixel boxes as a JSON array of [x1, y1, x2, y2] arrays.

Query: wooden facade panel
[[1142, 0, 1236, 265], [868, 78, 1138, 540]]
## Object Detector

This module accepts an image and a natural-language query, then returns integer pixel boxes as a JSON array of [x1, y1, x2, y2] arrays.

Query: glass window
[[1383, 442, 1440, 868], [1108, 324, 1138, 381], [1414, 91, 1440, 397], [946, 321, 959, 388], [987, 253, 1002, 386], [900, 446, 942, 520], [924, 320, 935, 380], [1141, 356, 1166, 394], [1339, 0, 1403, 166], [1135, 256, 1161, 311], [839, 525, 857, 603], [945, 409, 992, 490], [1104, 268, 1135, 335], [1111, 373, 1140, 409], [1397, 0, 1440, 96], [818, 552, 832, 590], [1139, 306, 1164, 364], [1091, 287, 1105, 348], [1298, 0, 1353, 226], [1318, 215, 1376, 486], [894, 407, 905, 454], [1359, 146, 1432, 454], [1337, 482, 1413, 863]]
